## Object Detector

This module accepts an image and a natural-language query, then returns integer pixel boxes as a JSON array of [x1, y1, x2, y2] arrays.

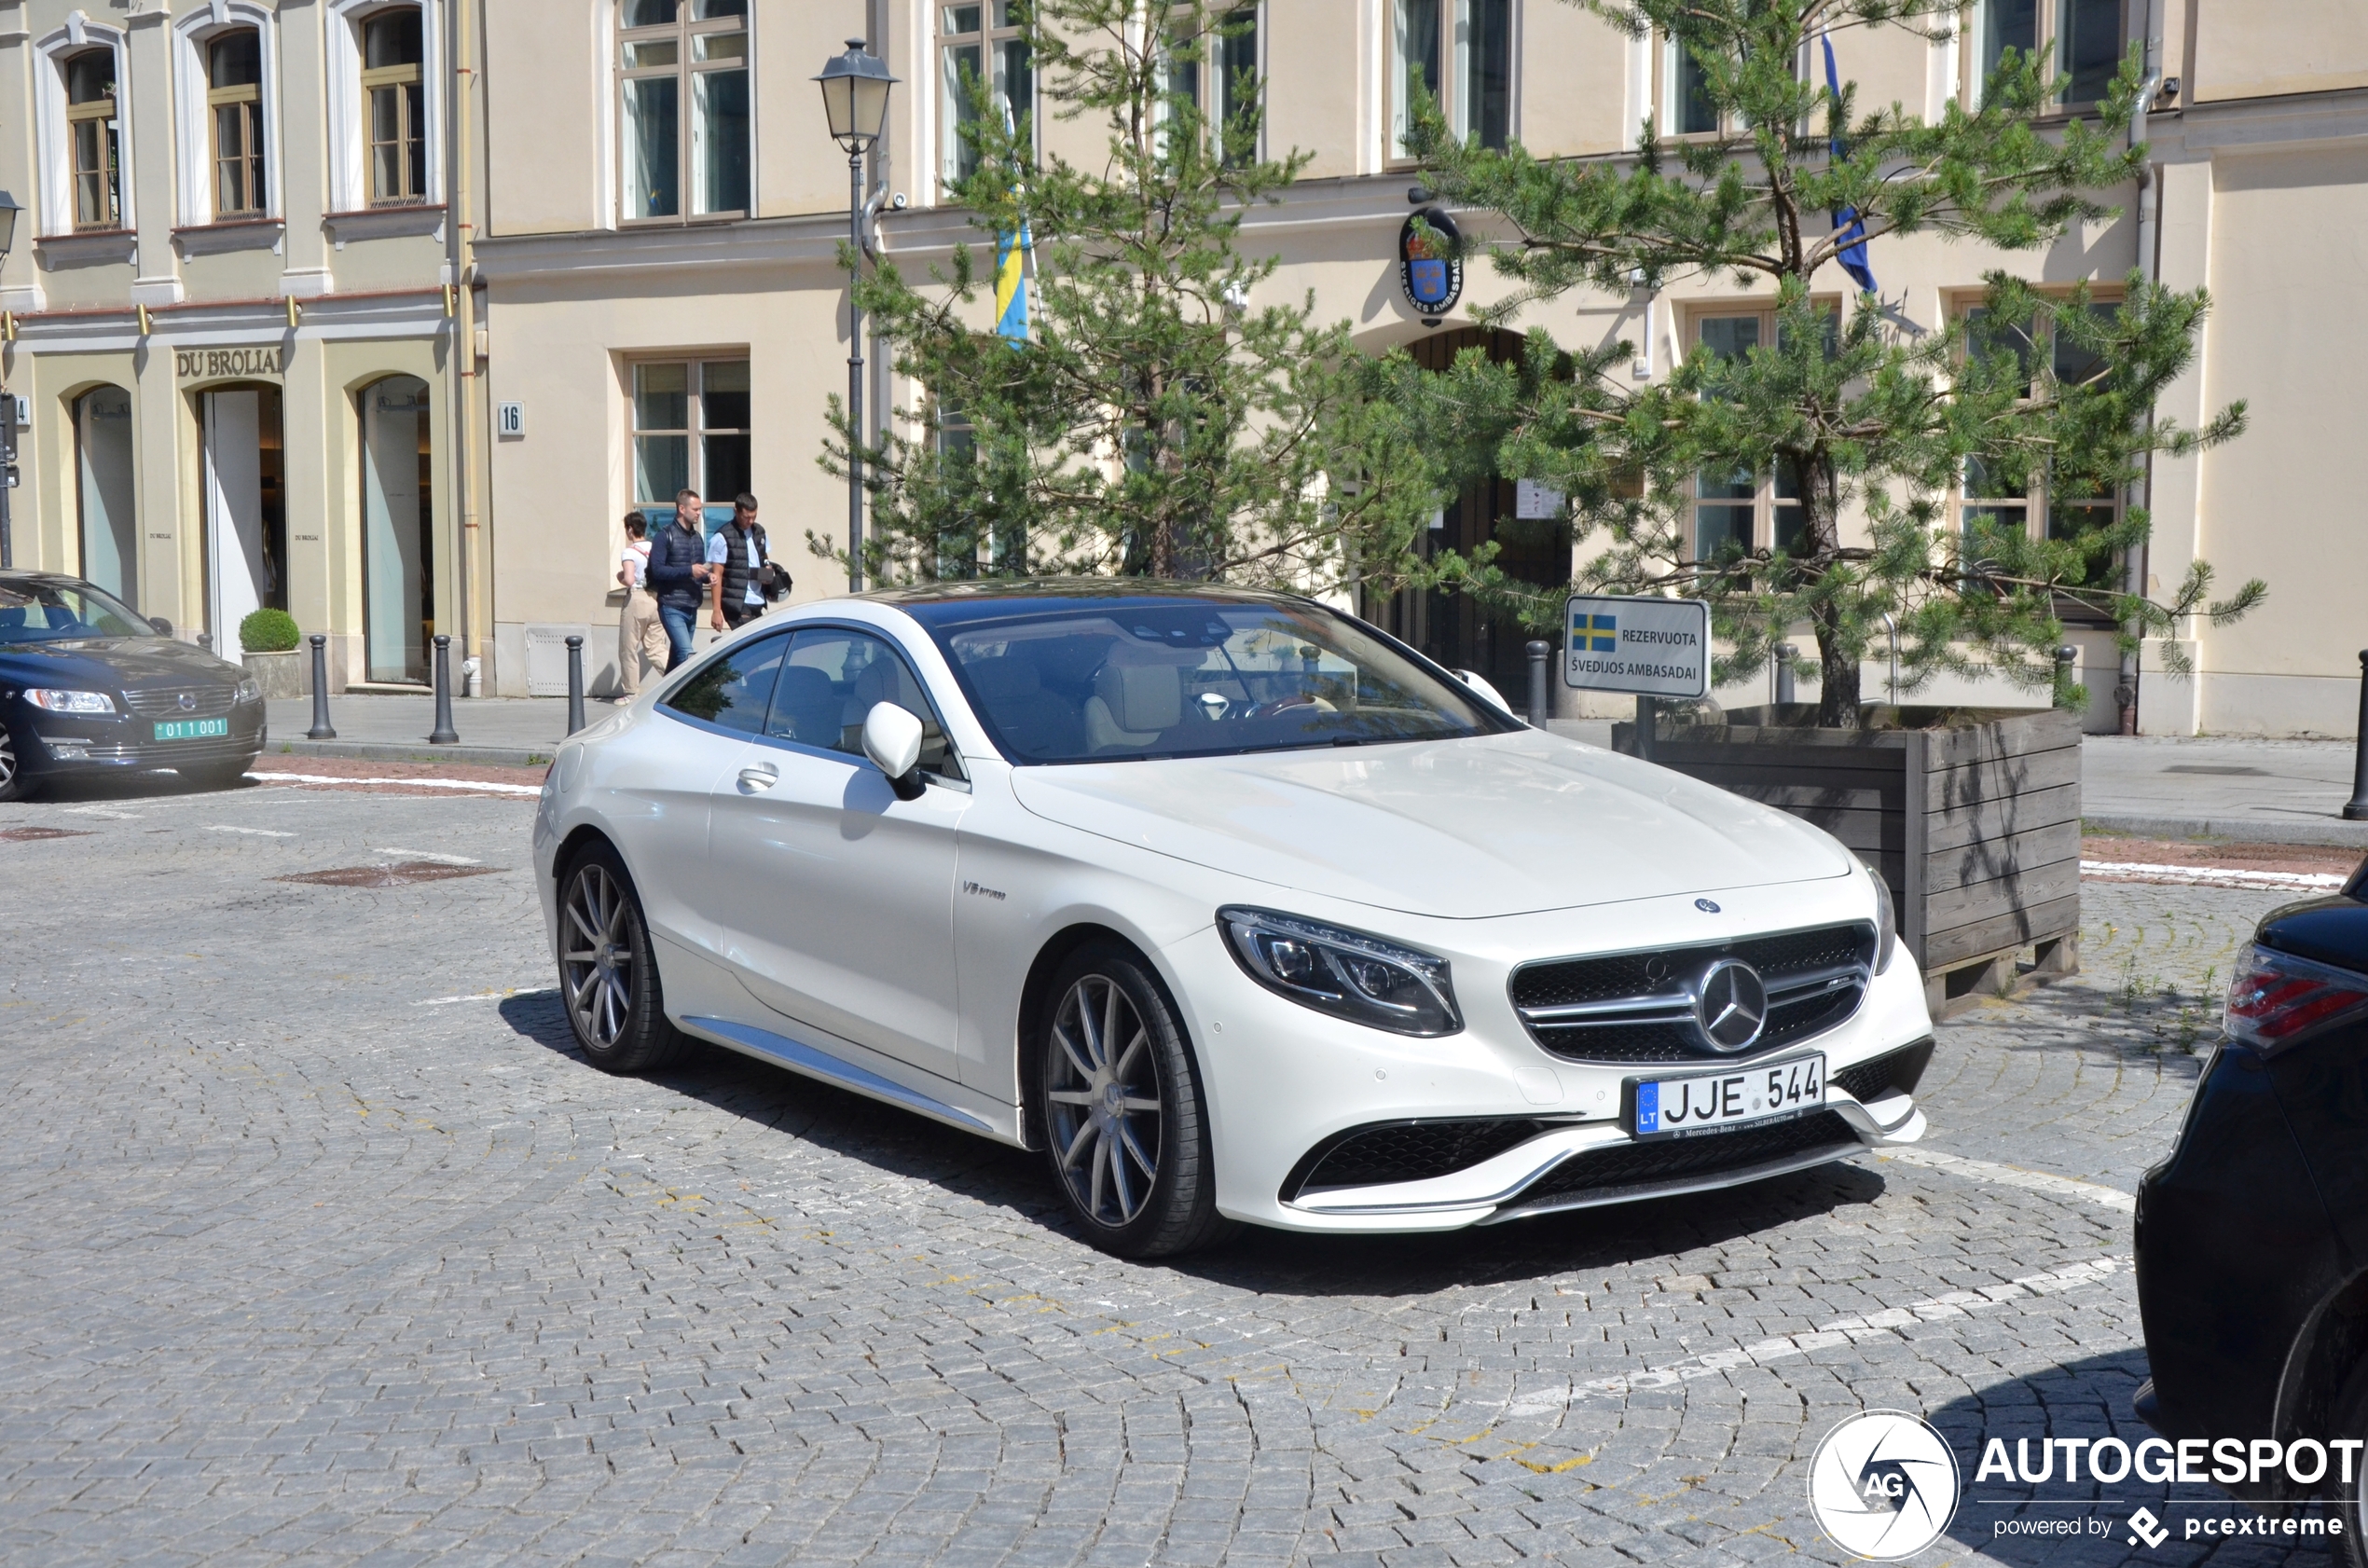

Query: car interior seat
[[963, 651, 1084, 760], [1083, 658, 1184, 752], [768, 664, 841, 749]]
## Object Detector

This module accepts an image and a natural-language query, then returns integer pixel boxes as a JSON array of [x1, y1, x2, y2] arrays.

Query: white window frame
[[172, 1, 283, 227], [938, 2, 1034, 190], [1964, 0, 2129, 111], [1387, 0, 1518, 164], [324, 0, 447, 215], [614, 0, 753, 227], [33, 18, 135, 240], [1160, 5, 1262, 167]]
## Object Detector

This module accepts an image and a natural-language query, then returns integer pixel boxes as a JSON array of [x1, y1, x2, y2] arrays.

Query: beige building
[[15, 2, 2350, 731], [0, 0, 482, 693]]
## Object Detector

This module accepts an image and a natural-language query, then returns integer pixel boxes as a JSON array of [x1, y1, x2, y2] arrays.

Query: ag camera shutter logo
[[1808, 1410, 1962, 1560]]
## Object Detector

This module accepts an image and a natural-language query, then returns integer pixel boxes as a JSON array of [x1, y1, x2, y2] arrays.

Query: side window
[[661, 630, 789, 734], [768, 627, 965, 780]]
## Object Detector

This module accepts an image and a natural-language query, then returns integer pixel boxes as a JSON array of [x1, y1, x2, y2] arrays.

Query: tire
[[556, 843, 690, 1074], [1037, 941, 1232, 1259], [0, 720, 29, 803], [2338, 1361, 2368, 1568]]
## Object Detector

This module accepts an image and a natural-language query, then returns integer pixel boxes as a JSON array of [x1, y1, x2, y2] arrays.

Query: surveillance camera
[[890, 192, 909, 210]]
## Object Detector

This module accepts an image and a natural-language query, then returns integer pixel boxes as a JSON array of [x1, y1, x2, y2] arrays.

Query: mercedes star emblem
[[1693, 958, 1769, 1052]]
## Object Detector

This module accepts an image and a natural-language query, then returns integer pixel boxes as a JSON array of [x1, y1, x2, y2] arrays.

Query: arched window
[[63, 48, 121, 230], [362, 8, 426, 206], [208, 27, 266, 218], [617, 0, 749, 222]]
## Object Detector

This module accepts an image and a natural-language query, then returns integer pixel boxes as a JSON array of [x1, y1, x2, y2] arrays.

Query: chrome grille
[[1510, 923, 1877, 1066], [123, 685, 236, 719]]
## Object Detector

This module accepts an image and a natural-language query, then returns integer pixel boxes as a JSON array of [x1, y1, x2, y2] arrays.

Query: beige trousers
[[616, 588, 667, 697]]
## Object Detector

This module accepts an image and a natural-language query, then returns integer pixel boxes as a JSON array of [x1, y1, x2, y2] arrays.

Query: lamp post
[[0, 191, 22, 571], [815, 39, 896, 593]]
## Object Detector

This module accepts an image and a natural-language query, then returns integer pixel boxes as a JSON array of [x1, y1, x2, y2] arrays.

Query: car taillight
[[2224, 943, 2368, 1054]]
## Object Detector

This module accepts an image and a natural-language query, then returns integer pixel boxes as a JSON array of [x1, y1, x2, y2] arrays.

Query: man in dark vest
[[643, 487, 711, 671], [706, 491, 776, 636]]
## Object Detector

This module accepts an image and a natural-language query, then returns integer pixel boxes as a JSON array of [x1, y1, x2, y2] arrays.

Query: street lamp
[[815, 39, 896, 592], [0, 189, 21, 571]]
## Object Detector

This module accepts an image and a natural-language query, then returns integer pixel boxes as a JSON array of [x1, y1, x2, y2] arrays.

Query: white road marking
[[2083, 858, 2347, 890], [373, 846, 480, 865], [245, 771, 542, 797], [205, 824, 296, 838], [58, 805, 139, 819], [1880, 1146, 2138, 1213], [415, 986, 556, 1006], [1511, 1256, 2127, 1412]]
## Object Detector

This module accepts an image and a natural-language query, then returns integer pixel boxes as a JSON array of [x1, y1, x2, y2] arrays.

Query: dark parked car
[[0, 571, 265, 800], [2136, 868, 2368, 1553]]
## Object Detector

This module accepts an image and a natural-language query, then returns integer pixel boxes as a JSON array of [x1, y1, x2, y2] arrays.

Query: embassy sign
[[1397, 206, 1462, 320], [174, 345, 285, 381], [1563, 594, 1711, 700]]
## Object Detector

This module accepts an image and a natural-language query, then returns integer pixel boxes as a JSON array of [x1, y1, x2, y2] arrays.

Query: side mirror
[[147, 616, 173, 637], [860, 701, 927, 800]]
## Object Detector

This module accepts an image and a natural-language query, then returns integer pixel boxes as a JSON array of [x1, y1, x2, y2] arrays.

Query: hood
[[1008, 732, 1854, 919], [0, 637, 246, 691]]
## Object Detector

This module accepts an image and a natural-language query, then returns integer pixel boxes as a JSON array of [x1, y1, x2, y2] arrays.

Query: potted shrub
[[1371, 0, 2267, 1008], [237, 608, 306, 699]]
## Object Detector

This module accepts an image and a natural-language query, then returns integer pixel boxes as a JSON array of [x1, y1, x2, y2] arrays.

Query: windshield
[[912, 594, 1517, 765], [0, 580, 154, 644]]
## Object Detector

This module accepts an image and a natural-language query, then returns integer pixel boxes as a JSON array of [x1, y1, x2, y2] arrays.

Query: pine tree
[[1386, 0, 2261, 726], [816, 1, 1433, 590]]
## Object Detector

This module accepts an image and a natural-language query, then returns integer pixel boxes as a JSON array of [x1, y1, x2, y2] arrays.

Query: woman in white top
[[614, 511, 668, 702]]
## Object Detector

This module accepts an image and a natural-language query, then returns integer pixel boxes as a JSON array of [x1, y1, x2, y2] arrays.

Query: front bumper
[[1161, 880, 1935, 1232], [15, 706, 266, 777]]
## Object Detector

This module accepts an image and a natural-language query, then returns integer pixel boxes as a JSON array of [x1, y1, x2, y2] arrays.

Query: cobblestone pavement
[[0, 777, 2338, 1567]]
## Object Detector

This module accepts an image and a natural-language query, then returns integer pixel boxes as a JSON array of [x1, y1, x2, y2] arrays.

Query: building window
[[1974, 0, 2124, 109], [362, 8, 426, 205], [1687, 309, 1825, 558], [208, 27, 267, 219], [1164, 7, 1259, 165], [1391, 0, 1513, 160], [64, 49, 122, 231], [631, 359, 750, 505], [1955, 296, 2123, 582], [618, 0, 749, 224], [942, 3, 1033, 186], [1665, 34, 1722, 135]]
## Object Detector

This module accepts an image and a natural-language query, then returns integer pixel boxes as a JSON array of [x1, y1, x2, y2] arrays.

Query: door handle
[[737, 764, 778, 791]]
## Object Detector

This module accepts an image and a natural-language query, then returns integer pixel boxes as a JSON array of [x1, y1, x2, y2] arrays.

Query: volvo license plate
[[153, 718, 229, 740], [1631, 1054, 1824, 1139]]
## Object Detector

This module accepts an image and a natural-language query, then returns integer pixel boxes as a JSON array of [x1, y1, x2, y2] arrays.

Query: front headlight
[[25, 688, 117, 714], [234, 676, 262, 705], [1218, 905, 1462, 1037], [1868, 862, 1898, 975]]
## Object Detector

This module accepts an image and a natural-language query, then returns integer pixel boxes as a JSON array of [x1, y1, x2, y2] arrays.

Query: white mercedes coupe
[[534, 583, 1933, 1257]]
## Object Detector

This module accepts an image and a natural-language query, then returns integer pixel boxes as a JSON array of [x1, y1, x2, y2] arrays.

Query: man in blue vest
[[643, 487, 711, 672]]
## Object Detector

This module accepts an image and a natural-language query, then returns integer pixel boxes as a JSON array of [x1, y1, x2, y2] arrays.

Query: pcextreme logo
[[1808, 1410, 1962, 1561]]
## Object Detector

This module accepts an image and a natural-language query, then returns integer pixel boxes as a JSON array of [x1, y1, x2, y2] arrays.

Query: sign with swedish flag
[[1563, 595, 1711, 698]]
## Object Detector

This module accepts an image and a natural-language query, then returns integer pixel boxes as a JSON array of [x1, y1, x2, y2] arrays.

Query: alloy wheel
[[560, 860, 635, 1050], [0, 725, 15, 792], [1045, 972, 1163, 1229]]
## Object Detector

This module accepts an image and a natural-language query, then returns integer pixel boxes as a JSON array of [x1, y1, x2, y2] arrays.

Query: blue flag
[[1821, 33, 1879, 296]]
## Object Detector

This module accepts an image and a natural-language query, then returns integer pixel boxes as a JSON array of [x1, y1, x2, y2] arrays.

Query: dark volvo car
[[0, 571, 265, 800], [2136, 866, 2368, 1553]]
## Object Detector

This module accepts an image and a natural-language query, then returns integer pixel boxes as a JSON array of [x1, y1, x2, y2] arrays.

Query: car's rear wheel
[[1038, 942, 1231, 1258], [557, 844, 689, 1073]]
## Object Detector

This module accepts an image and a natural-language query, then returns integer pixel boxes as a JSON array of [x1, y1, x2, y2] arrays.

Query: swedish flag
[[995, 214, 1032, 344], [1583, 614, 1618, 653]]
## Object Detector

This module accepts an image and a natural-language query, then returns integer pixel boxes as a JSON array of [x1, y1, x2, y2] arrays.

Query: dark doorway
[[1361, 328, 1563, 695]]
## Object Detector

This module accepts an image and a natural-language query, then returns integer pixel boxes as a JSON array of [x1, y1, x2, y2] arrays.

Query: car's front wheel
[[1038, 942, 1231, 1258], [557, 843, 689, 1073]]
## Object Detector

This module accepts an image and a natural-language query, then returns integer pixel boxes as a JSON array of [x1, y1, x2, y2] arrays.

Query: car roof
[[859, 576, 1309, 610]]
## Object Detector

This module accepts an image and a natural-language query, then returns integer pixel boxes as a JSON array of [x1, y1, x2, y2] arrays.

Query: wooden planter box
[[1612, 705, 2083, 1018]]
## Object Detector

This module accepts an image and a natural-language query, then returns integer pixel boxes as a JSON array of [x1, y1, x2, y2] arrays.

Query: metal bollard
[[306, 633, 337, 738], [2345, 651, 2368, 820], [1775, 642, 1797, 707], [1525, 640, 1550, 727], [565, 635, 586, 736], [1635, 694, 1657, 763], [429, 633, 460, 745], [2054, 644, 2079, 709]]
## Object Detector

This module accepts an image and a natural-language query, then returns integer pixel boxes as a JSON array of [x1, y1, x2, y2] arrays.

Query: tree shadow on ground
[[1927, 1350, 2339, 1566], [498, 990, 1888, 1294]]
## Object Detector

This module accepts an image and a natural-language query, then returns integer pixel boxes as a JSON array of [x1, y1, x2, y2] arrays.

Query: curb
[[2084, 812, 2368, 851], [261, 739, 556, 769]]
